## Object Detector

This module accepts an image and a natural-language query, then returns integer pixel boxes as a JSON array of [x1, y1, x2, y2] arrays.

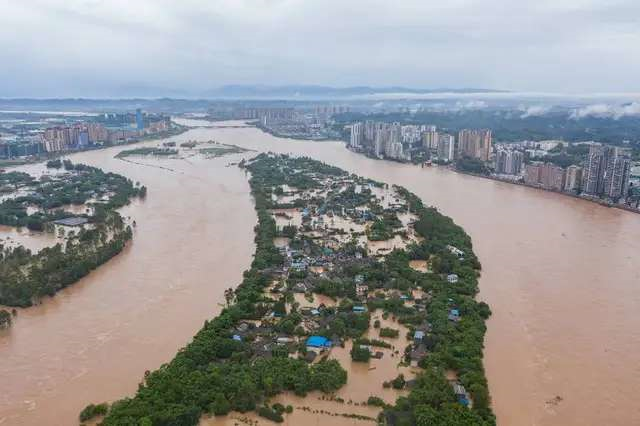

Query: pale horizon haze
[[1, 0, 639, 97]]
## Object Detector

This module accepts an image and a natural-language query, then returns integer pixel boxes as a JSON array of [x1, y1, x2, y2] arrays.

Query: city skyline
[[2, 1, 640, 97]]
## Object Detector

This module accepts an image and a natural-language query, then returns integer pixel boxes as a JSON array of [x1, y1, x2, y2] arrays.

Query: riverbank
[[453, 169, 640, 215]]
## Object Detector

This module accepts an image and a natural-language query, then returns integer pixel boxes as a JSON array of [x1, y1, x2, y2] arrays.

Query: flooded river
[[1, 119, 639, 425]]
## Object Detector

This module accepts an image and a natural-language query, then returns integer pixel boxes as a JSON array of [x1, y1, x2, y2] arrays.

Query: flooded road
[[1, 119, 639, 425]]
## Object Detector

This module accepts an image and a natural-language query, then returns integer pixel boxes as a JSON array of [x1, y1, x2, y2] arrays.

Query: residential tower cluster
[[348, 120, 637, 208], [349, 120, 490, 163], [0, 109, 172, 158]]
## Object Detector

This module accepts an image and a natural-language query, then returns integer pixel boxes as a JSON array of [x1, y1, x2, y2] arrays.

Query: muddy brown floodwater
[[0, 132, 258, 425], [1, 119, 639, 425]]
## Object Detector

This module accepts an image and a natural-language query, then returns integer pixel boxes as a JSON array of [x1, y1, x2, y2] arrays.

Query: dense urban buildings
[[39, 115, 170, 153], [207, 105, 344, 140], [0, 111, 171, 157], [344, 118, 635, 207], [349, 120, 410, 161], [349, 120, 461, 163]]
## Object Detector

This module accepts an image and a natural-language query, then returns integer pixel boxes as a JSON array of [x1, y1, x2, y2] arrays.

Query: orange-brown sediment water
[[1, 119, 639, 425]]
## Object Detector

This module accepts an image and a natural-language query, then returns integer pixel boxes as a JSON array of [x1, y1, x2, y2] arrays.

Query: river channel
[[1, 119, 638, 425]]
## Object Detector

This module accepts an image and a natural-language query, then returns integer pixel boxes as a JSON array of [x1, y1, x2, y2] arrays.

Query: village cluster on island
[[94, 153, 493, 426]]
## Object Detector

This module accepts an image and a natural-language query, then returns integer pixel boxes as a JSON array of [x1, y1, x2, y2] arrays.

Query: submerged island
[[0, 159, 146, 307], [92, 153, 493, 425], [115, 140, 251, 161]]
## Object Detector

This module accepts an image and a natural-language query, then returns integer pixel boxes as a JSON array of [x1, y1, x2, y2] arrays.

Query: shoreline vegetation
[[116, 141, 252, 161], [91, 154, 493, 426], [0, 160, 146, 307]]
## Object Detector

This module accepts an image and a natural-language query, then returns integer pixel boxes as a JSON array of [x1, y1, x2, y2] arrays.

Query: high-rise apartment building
[[349, 122, 363, 148], [582, 145, 613, 195], [524, 162, 565, 191], [422, 129, 439, 150], [582, 145, 631, 200], [458, 129, 492, 161], [603, 155, 631, 200], [495, 148, 524, 175], [524, 163, 542, 186], [135, 108, 144, 130], [437, 134, 455, 162], [539, 162, 565, 191], [564, 165, 583, 192], [364, 121, 376, 145], [87, 123, 108, 142], [373, 124, 388, 158]]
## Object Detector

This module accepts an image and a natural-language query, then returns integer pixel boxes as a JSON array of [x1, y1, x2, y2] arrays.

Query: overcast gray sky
[[1, 0, 639, 97]]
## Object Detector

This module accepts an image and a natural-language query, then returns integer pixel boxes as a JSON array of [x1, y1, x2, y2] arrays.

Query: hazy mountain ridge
[[203, 85, 508, 99]]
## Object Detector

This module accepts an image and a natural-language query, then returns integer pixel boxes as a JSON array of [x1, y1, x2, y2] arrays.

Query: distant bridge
[[204, 124, 254, 129]]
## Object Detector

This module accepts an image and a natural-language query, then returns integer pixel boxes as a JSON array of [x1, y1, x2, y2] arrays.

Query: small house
[[304, 351, 317, 363], [292, 283, 307, 293], [291, 260, 308, 271], [452, 382, 470, 406], [356, 284, 369, 297], [306, 335, 332, 351], [446, 245, 465, 257], [448, 309, 460, 322], [410, 345, 428, 367]]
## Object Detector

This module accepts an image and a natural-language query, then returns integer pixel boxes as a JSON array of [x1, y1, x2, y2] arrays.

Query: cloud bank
[[570, 102, 640, 119], [1, 0, 640, 97]]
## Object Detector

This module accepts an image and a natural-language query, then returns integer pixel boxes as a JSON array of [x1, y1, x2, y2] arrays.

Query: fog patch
[[570, 102, 640, 120]]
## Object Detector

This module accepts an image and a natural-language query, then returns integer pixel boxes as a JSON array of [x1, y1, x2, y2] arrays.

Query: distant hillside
[[203, 85, 508, 99]]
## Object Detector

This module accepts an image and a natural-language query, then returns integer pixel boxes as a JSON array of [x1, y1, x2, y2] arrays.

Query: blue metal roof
[[306, 336, 332, 348]]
